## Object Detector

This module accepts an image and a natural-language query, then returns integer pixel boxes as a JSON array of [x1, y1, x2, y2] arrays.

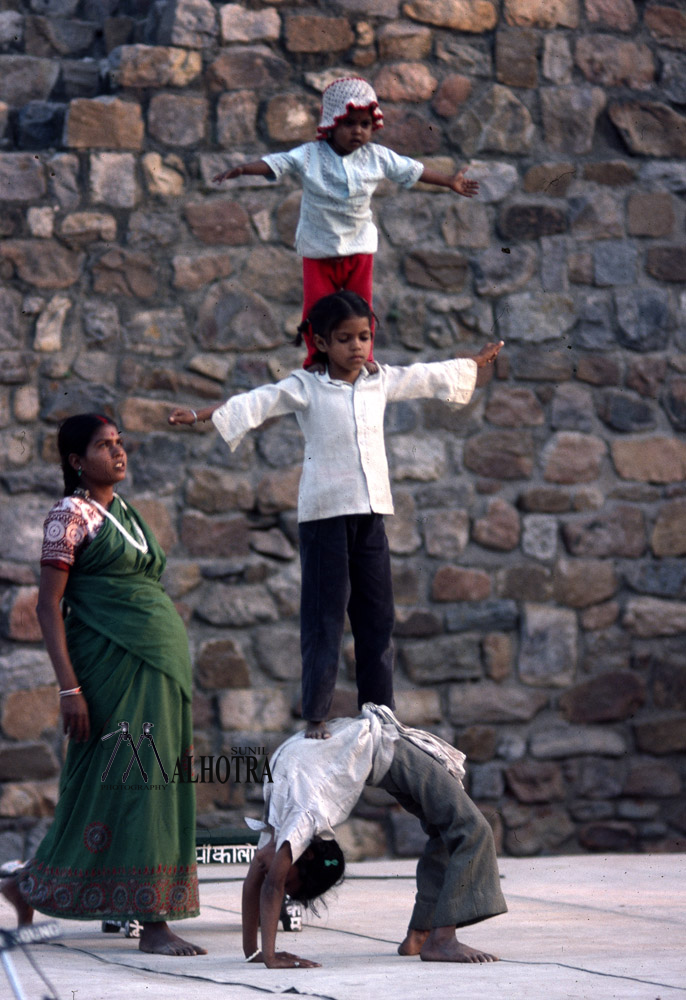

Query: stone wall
[[1, 0, 685, 862]]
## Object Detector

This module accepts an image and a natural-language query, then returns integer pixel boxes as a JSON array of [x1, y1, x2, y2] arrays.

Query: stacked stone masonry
[[1, 0, 685, 861]]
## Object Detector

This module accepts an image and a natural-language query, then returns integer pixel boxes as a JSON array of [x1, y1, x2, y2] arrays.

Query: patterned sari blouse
[[41, 495, 105, 570]]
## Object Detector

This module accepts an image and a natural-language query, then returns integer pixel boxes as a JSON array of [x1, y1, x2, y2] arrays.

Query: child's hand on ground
[[451, 168, 479, 198], [212, 166, 242, 183], [265, 951, 321, 969], [474, 341, 504, 367]]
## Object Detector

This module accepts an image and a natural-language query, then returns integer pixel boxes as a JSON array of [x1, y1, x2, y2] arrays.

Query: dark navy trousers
[[298, 513, 395, 722]]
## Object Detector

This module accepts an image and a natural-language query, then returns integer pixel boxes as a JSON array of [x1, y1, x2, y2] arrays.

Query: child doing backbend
[[213, 77, 479, 367], [242, 706, 507, 969], [168, 292, 502, 740]]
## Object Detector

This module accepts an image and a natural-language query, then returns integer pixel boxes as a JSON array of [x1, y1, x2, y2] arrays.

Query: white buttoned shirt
[[211, 358, 477, 523], [261, 141, 424, 258]]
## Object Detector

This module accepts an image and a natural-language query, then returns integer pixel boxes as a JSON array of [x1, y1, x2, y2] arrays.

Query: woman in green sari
[[1, 414, 205, 956]]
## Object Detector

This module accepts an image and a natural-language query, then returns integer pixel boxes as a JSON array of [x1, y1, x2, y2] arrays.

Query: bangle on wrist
[[60, 686, 82, 698], [245, 949, 260, 963], [190, 409, 198, 424]]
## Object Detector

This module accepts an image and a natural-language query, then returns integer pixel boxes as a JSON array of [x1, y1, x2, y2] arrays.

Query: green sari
[[19, 497, 199, 922]]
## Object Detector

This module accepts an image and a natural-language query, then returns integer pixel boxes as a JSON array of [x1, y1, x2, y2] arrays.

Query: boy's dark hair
[[295, 291, 376, 358], [289, 837, 345, 911], [57, 413, 117, 495]]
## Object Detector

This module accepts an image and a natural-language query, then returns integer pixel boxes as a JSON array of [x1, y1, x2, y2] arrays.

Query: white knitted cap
[[317, 77, 383, 138]]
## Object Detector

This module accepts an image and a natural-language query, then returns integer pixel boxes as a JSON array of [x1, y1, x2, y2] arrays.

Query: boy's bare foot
[[420, 928, 498, 963], [139, 922, 207, 956], [398, 929, 429, 955], [304, 721, 331, 740], [1, 875, 34, 927]]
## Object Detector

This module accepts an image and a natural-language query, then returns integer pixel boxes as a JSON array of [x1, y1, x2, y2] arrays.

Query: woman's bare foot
[[398, 929, 429, 955], [1, 875, 34, 927], [139, 922, 207, 956], [305, 721, 331, 740], [420, 927, 498, 963]]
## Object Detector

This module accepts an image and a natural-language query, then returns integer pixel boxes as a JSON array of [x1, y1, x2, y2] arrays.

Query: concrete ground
[[1, 853, 684, 1000]]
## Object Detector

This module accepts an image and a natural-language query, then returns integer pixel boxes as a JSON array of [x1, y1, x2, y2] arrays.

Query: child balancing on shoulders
[[213, 76, 479, 367], [169, 292, 502, 740]]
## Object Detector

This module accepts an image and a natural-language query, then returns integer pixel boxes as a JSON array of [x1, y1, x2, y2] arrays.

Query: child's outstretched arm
[[472, 340, 504, 366], [420, 165, 479, 198], [213, 161, 275, 184], [168, 404, 220, 425], [383, 341, 503, 407], [169, 376, 310, 452]]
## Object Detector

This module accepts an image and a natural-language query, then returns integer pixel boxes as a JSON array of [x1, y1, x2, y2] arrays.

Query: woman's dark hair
[[289, 837, 345, 912], [57, 413, 117, 495], [295, 291, 376, 357]]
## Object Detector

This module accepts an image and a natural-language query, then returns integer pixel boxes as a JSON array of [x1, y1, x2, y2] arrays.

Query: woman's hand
[[61, 692, 90, 743], [474, 341, 504, 367], [265, 951, 321, 969], [37, 564, 90, 743]]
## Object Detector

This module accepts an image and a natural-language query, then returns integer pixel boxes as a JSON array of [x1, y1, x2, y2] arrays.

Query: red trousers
[[301, 254, 374, 367]]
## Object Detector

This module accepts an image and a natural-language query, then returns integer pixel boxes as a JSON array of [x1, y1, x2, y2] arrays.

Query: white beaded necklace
[[77, 490, 149, 554]]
